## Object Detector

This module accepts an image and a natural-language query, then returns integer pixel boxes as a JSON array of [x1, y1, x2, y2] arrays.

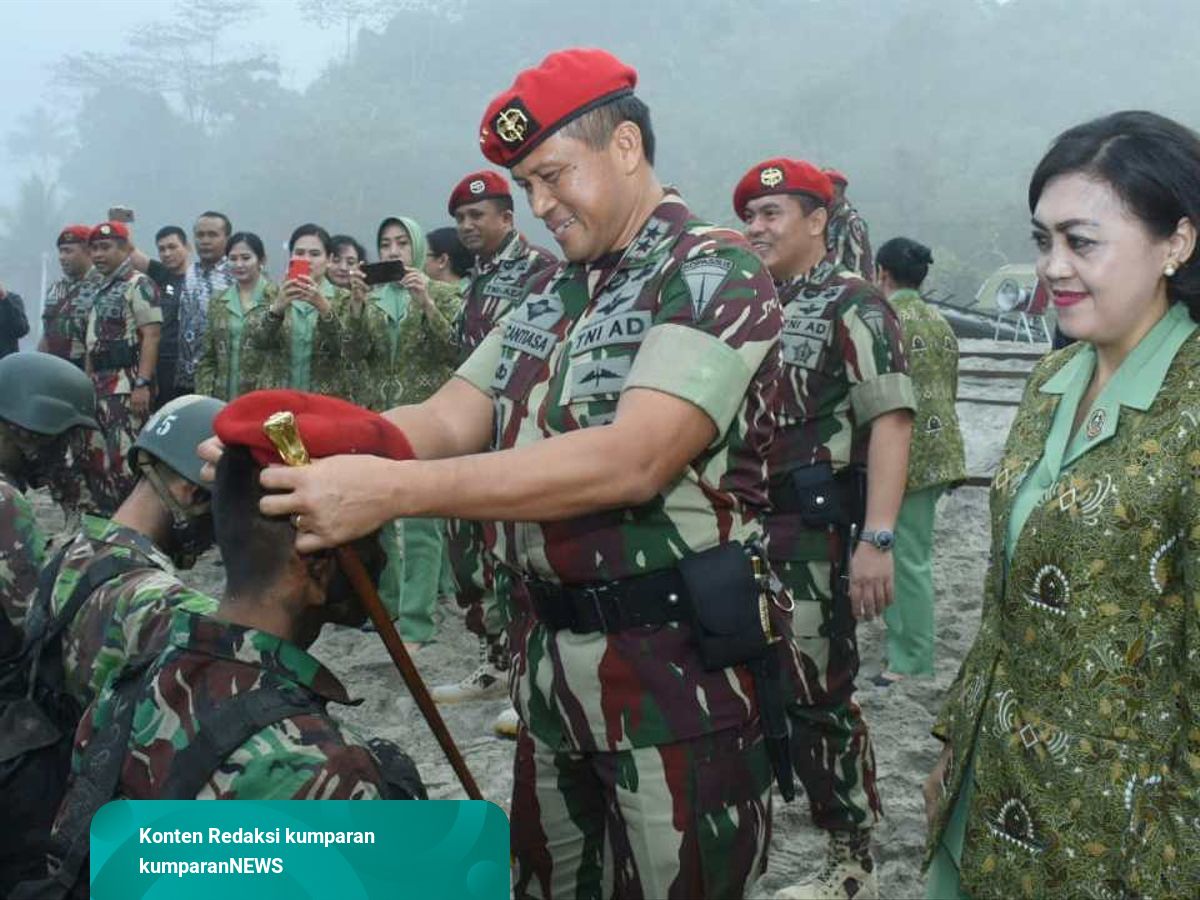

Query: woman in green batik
[[195, 232, 276, 400], [872, 237, 965, 685], [347, 216, 461, 648], [924, 111, 1200, 899], [240, 223, 346, 397]]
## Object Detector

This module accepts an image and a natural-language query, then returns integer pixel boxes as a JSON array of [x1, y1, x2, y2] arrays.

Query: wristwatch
[[133, 376, 153, 389], [858, 528, 895, 552]]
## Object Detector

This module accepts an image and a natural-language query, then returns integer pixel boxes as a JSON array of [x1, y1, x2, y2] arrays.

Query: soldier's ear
[[612, 120, 643, 175], [811, 206, 829, 237], [301, 551, 337, 602]]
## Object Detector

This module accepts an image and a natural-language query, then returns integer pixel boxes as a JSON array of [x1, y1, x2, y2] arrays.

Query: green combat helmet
[[130, 394, 226, 568], [0, 351, 98, 434]]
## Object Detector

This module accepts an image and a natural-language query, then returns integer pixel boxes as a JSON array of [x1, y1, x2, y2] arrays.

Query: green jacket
[[927, 304, 1200, 896], [195, 278, 277, 400], [239, 281, 349, 397], [888, 288, 966, 492]]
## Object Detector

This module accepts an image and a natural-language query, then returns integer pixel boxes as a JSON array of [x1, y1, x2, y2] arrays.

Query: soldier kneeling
[[14, 393, 424, 900]]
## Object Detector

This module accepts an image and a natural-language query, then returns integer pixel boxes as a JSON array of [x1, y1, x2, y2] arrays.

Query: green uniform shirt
[[195, 277, 274, 400], [49, 514, 218, 705], [240, 280, 346, 397], [927, 302, 1200, 894], [289, 280, 338, 391], [456, 191, 783, 752], [889, 288, 966, 493], [0, 473, 46, 631]]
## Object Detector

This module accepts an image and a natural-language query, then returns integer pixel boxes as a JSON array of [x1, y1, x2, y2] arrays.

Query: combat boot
[[430, 637, 508, 703], [773, 830, 878, 900]]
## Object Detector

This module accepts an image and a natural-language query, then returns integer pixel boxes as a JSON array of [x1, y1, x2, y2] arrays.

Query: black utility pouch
[[786, 462, 848, 528], [678, 542, 768, 672]]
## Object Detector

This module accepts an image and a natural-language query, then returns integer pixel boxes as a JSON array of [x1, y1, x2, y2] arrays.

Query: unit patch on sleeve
[[566, 355, 634, 402], [679, 256, 733, 319], [571, 310, 651, 356]]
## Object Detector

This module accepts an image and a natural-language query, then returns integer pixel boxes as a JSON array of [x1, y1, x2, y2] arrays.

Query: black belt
[[526, 567, 690, 634], [90, 344, 136, 372]]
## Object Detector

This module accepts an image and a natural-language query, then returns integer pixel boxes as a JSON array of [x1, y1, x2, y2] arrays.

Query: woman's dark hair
[[1028, 110, 1200, 319], [226, 231, 266, 262], [427, 227, 473, 278], [876, 237, 933, 289], [330, 234, 368, 263], [288, 223, 333, 255]]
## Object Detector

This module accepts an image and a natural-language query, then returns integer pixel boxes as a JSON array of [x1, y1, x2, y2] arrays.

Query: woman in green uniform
[[924, 111, 1200, 899], [195, 232, 276, 400], [348, 216, 462, 647], [240, 224, 346, 397], [874, 238, 965, 684]]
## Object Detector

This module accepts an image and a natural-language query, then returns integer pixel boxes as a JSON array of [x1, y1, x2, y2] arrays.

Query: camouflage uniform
[[238, 282, 348, 398], [42, 269, 101, 518], [826, 201, 875, 281], [194, 278, 277, 400], [448, 230, 557, 668], [62, 611, 388, 800], [83, 259, 162, 514], [46, 513, 217, 705], [767, 256, 914, 831], [0, 472, 46, 633], [456, 192, 781, 898]]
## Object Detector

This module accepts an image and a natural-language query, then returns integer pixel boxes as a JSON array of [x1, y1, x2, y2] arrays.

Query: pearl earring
[[1165, 263, 1178, 277]]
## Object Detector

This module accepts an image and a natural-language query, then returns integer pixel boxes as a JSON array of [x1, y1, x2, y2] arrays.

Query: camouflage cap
[[0, 351, 98, 434]]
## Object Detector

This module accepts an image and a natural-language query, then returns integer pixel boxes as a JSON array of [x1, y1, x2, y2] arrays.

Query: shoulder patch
[[679, 256, 733, 319]]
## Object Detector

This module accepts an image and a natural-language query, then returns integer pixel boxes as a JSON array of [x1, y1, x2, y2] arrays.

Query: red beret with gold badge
[[448, 170, 511, 215], [733, 158, 834, 218], [214, 390, 415, 468], [88, 221, 130, 243], [57, 224, 92, 246], [479, 48, 638, 168]]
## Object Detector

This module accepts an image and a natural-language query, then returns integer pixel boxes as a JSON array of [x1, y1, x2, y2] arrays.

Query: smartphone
[[107, 206, 135, 224], [286, 258, 312, 282], [362, 260, 406, 286]]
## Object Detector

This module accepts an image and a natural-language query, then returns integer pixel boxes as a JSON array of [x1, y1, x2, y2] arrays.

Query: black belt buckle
[[578, 583, 613, 634]]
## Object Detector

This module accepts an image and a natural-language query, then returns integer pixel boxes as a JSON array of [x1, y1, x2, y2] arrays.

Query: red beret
[[57, 225, 92, 246], [479, 48, 637, 167], [733, 158, 834, 218], [88, 221, 130, 243], [214, 390, 415, 468], [448, 170, 511, 215], [823, 168, 848, 186]]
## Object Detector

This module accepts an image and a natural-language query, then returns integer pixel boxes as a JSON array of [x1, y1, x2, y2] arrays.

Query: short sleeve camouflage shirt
[[456, 230, 558, 360]]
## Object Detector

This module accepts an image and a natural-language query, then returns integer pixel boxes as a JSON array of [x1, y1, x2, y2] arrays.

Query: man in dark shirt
[[0, 282, 30, 358], [145, 226, 190, 407]]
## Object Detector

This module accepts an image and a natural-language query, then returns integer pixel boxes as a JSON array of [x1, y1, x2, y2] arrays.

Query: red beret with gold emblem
[[448, 170, 511, 215], [823, 168, 849, 186], [733, 158, 834, 218], [479, 48, 638, 168], [57, 225, 92, 246], [214, 390, 415, 468], [88, 221, 130, 243]]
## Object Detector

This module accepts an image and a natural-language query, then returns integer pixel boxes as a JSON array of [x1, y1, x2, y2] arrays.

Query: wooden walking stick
[[263, 410, 483, 801]]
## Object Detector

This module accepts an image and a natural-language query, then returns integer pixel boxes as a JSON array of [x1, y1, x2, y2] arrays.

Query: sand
[[28, 339, 1038, 898]]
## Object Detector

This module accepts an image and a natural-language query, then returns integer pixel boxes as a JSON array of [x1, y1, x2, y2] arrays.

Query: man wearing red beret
[[83, 221, 163, 514], [247, 47, 785, 899], [822, 168, 875, 280], [737, 158, 915, 900], [437, 170, 556, 718]]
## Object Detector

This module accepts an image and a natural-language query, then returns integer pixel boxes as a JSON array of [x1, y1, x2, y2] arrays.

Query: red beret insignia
[[88, 220, 130, 243], [733, 158, 834, 218], [448, 170, 511, 215]]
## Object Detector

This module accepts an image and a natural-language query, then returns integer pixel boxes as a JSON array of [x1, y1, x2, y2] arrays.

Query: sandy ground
[[29, 339, 1041, 899]]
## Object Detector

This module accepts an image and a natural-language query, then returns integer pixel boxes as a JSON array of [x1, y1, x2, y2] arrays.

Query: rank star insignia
[[496, 106, 530, 145], [469, 179, 486, 194], [1085, 408, 1106, 439], [760, 166, 784, 188]]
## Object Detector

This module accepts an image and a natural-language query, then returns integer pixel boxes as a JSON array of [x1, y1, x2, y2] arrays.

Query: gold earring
[[1165, 263, 1178, 277]]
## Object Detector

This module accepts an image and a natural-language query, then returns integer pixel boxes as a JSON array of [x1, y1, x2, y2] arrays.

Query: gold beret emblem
[[469, 179, 486, 194], [495, 106, 530, 145], [759, 166, 784, 188]]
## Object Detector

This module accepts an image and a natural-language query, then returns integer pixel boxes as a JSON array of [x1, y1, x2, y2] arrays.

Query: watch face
[[876, 530, 895, 550]]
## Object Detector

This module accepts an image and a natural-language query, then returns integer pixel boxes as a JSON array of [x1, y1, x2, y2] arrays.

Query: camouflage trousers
[[49, 427, 102, 522], [79, 394, 145, 516], [777, 557, 883, 832], [511, 723, 772, 899], [445, 517, 509, 670]]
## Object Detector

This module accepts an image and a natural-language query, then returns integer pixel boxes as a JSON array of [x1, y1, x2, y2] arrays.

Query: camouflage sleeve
[[242, 302, 286, 351], [194, 300, 221, 397], [0, 483, 47, 630], [421, 281, 465, 369], [455, 328, 504, 394], [625, 239, 778, 436], [130, 277, 163, 327], [841, 294, 915, 424], [336, 296, 385, 365], [849, 216, 874, 281], [210, 716, 384, 800]]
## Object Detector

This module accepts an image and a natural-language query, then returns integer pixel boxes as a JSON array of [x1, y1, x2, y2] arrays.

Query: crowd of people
[[0, 43, 1197, 900]]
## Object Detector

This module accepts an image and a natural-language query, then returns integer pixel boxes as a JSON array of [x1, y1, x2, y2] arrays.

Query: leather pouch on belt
[[678, 542, 768, 672], [786, 462, 849, 528]]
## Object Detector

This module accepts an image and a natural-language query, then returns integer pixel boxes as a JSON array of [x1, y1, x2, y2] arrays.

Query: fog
[[2, 0, 1197, 323]]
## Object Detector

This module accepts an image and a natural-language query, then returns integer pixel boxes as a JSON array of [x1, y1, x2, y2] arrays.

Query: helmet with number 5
[[131, 394, 224, 486]]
